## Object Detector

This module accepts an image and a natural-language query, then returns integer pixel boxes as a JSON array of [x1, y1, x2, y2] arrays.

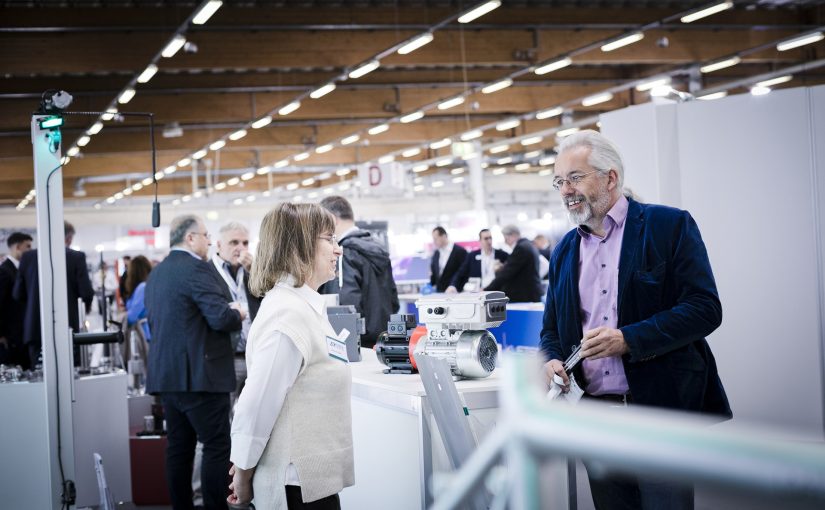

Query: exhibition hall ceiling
[[1, 0, 823, 208]]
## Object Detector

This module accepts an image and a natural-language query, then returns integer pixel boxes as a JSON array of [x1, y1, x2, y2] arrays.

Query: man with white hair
[[540, 130, 730, 510]]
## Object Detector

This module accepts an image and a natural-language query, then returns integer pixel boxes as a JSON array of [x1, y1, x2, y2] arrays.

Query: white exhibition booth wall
[[601, 85, 825, 442]]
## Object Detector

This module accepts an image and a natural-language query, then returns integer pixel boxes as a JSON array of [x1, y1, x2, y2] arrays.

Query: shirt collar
[[212, 253, 241, 277], [7, 255, 20, 269], [577, 194, 629, 240], [275, 274, 326, 317], [171, 246, 203, 260], [339, 225, 359, 241], [440, 243, 453, 254]]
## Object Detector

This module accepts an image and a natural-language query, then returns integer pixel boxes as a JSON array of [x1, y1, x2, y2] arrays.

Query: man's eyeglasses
[[318, 234, 338, 246], [190, 231, 211, 240], [552, 170, 601, 191]]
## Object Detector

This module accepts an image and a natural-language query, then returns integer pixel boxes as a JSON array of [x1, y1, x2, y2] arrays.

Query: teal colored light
[[39, 116, 63, 129]]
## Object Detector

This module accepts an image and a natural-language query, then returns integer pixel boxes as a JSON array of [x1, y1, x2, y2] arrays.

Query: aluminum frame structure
[[431, 354, 825, 510]]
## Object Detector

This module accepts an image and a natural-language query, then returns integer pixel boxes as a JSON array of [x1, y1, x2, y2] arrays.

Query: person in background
[[14, 221, 94, 367], [0, 232, 33, 367], [532, 234, 552, 260], [228, 203, 353, 510], [446, 229, 508, 293], [119, 254, 132, 304], [483, 225, 542, 303], [429, 226, 467, 293], [540, 129, 730, 509], [145, 214, 245, 510], [318, 195, 399, 348], [125, 255, 153, 341]]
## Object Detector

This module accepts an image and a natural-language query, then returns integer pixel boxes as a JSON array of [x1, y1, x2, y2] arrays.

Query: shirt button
[[601, 264, 606, 268], [605, 371, 610, 375], [602, 290, 607, 294], [603, 316, 608, 321]]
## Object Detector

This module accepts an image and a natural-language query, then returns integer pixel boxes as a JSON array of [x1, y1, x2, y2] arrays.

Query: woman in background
[[228, 202, 353, 510], [125, 255, 152, 341]]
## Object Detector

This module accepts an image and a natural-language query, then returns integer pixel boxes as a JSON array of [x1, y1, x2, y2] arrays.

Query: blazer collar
[[617, 198, 645, 311]]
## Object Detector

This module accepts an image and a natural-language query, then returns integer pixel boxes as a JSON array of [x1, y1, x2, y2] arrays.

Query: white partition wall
[[601, 86, 825, 441]]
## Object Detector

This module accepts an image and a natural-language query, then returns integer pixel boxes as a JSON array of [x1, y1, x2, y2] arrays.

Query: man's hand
[[239, 251, 254, 272], [229, 302, 247, 321], [542, 359, 569, 392], [580, 327, 629, 360], [445, 285, 458, 294], [227, 464, 254, 507]]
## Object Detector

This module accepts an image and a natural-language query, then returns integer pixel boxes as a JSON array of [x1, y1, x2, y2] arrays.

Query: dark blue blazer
[[145, 250, 242, 394], [430, 244, 468, 292], [449, 248, 508, 291], [540, 199, 731, 419], [13, 248, 94, 346]]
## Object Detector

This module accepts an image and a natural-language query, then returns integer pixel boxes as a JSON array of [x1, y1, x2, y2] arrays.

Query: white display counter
[[340, 348, 500, 510]]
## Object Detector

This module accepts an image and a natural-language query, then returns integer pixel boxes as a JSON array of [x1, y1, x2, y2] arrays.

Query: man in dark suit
[[13, 221, 94, 367], [446, 228, 508, 293], [145, 214, 245, 510], [540, 130, 730, 510], [430, 226, 467, 293], [0, 232, 33, 367], [483, 225, 543, 302]]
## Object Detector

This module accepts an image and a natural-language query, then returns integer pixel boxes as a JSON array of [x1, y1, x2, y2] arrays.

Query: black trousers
[[285, 486, 341, 510], [586, 465, 693, 510], [161, 392, 231, 510]]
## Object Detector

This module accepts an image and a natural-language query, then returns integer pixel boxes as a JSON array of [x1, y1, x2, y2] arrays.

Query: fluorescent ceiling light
[[132, 182, 143, 191], [106, 197, 116, 204], [232, 198, 243, 205], [123, 188, 133, 196], [756, 75, 793, 88], [600, 32, 644, 52], [193, 149, 208, 159], [118, 88, 136, 104], [336, 168, 351, 176], [229, 129, 247, 141], [192, 0, 223, 25], [316, 144, 334, 154], [368, 124, 389, 135], [155, 171, 165, 179], [400, 111, 424, 123], [776, 31, 824, 51], [162, 35, 187, 58], [680, 1, 733, 23], [557, 126, 580, 137], [302, 178, 315, 186], [536, 106, 563, 120], [492, 167, 507, 176], [515, 163, 530, 171], [435, 157, 453, 167], [460, 129, 483, 141], [437, 96, 465, 110], [430, 138, 452, 150], [209, 140, 226, 151], [458, 0, 501, 23], [582, 92, 613, 107], [114, 192, 124, 200], [750, 86, 771, 96], [101, 108, 118, 121], [214, 182, 227, 190], [496, 119, 521, 131], [431, 180, 445, 188], [227, 177, 240, 186], [452, 176, 465, 184], [66, 147, 80, 157], [164, 165, 177, 174], [497, 156, 512, 165], [142, 177, 153, 186], [294, 152, 310, 161], [251, 116, 273, 129], [402, 147, 421, 158], [481, 78, 513, 94], [636, 76, 671, 92], [77, 135, 91, 147], [521, 136, 543, 146], [341, 134, 360, 145], [489, 144, 509, 154], [348, 60, 380, 79], [524, 150, 542, 158], [539, 155, 557, 166], [178, 157, 192, 167], [274, 159, 289, 168], [181, 195, 192, 202], [378, 155, 395, 164], [412, 163, 429, 173], [310, 83, 336, 99], [538, 169, 553, 176], [534, 57, 572, 75], [257, 166, 271, 175], [451, 168, 465, 175], [397, 33, 434, 55], [650, 85, 675, 97], [286, 183, 299, 190], [278, 101, 301, 116], [700, 56, 741, 74], [137, 64, 158, 84], [241, 172, 255, 181]]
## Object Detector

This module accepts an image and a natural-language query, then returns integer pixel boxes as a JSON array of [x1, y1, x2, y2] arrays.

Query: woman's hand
[[227, 463, 255, 507]]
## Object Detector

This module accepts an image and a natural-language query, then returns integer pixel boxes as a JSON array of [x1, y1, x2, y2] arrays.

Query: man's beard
[[565, 190, 611, 229]]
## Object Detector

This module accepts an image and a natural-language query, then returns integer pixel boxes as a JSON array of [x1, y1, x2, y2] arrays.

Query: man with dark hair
[[484, 225, 543, 303], [446, 229, 508, 293], [318, 195, 399, 348], [0, 232, 33, 366], [430, 226, 467, 293], [145, 214, 245, 510], [14, 221, 94, 367]]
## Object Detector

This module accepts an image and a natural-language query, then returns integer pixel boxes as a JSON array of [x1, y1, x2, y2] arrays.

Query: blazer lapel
[[617, 199, 644, 316], [565, 235, 584, 341]]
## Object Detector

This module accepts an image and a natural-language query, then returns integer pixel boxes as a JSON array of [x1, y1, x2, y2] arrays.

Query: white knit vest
[[250, 281, 354, 509]]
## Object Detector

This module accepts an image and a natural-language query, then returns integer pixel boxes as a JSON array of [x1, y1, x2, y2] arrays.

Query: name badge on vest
[[326, 335, 348, 363]]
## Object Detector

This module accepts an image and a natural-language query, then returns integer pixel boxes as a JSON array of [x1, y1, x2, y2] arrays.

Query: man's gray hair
[[501, 224, 521, 237], [219, 221, 248, 236], [557, 129, 624, 189], [169, 214, 200, 247]]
